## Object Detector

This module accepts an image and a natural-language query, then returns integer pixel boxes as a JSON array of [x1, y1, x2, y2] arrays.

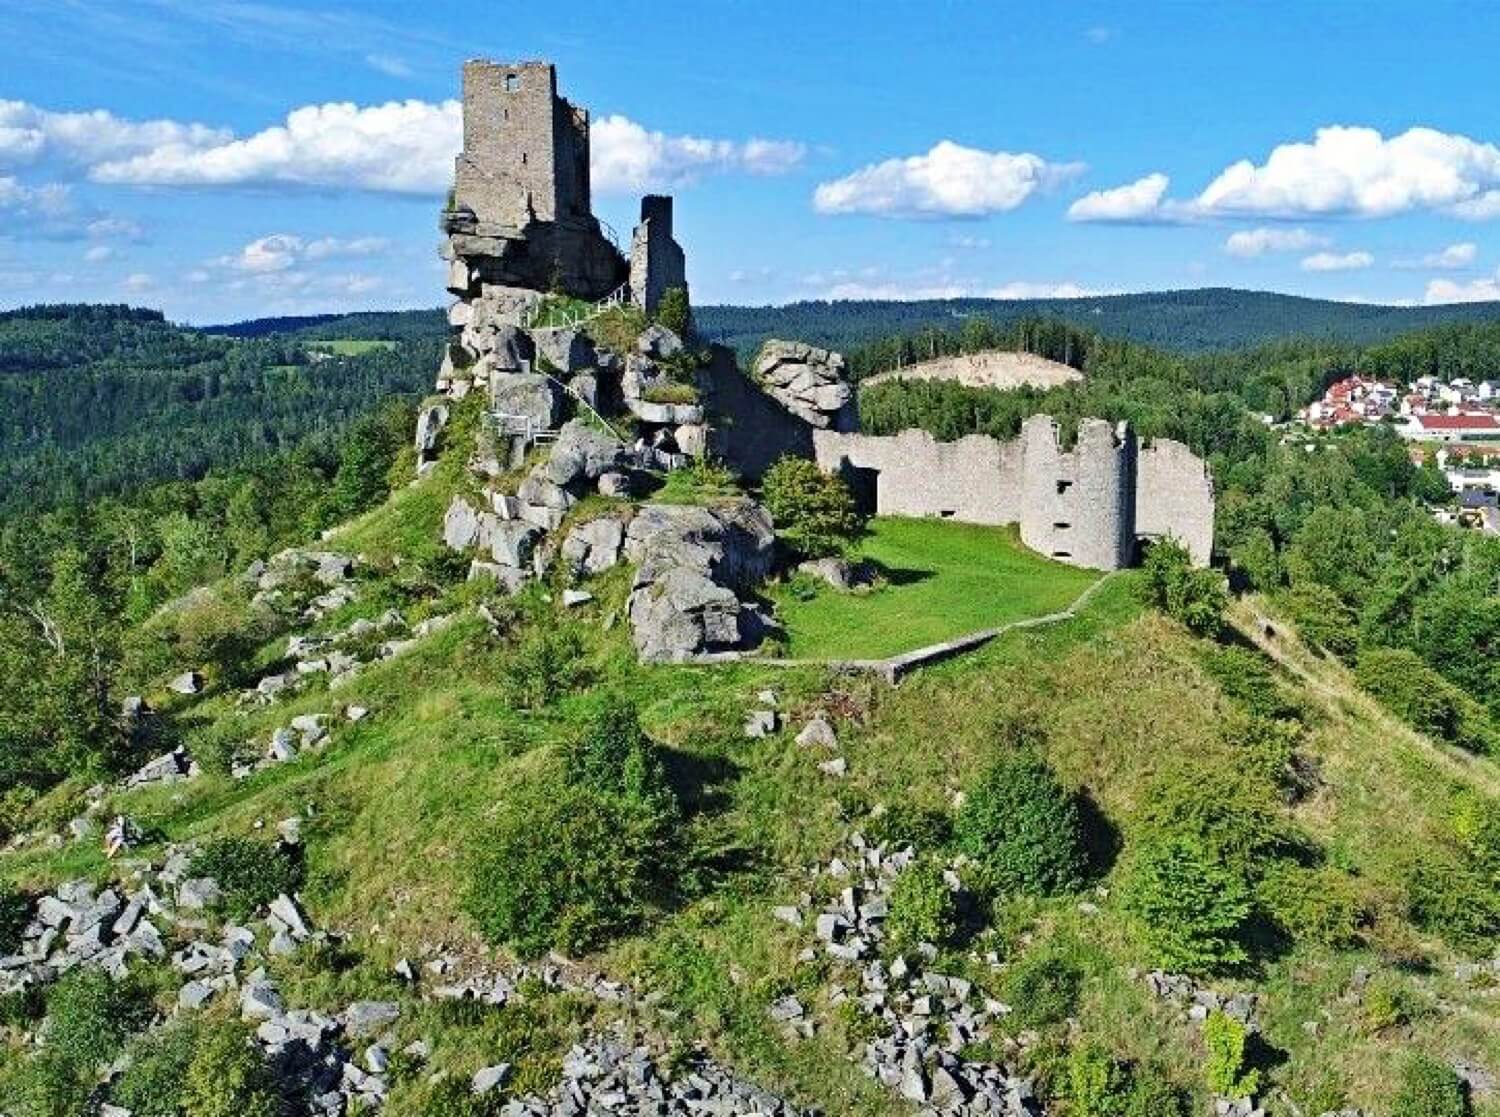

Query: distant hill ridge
[[200, 287, 1500, 357]]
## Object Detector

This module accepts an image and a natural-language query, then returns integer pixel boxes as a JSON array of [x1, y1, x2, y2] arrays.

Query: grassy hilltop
[[1, 395, 1496, 1115]]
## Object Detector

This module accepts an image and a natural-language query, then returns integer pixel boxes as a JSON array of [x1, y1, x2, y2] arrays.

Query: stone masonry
[[813, 415, 1214, 570], [629, 195, 687, 316]]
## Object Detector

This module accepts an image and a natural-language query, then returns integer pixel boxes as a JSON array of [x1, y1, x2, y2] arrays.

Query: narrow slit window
[[1053, 521, 1071, 530]]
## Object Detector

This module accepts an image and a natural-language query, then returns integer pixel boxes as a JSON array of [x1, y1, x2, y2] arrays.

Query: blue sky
[[3, 0, 1500, 322]]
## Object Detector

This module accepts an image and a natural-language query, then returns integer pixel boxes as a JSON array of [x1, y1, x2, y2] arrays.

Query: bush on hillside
[[44, 968, 153, 1074], [564, 692, 675, 813], [1121, 834, 1252, 975], [884, 859, 958, 953], [113, 1019, 199, 1117], [1000, 950, 1082, 1031], [0, 885, 28, 954], [465, 780, 677, 957], [502, 620, 586, 710], [1403, 856, 1500, 953], [1390, 1054, 1468, 1117], [955, 750, 1087, 897], [654, 287, 691, 337], [1203, 1010, 1260, 1099], [1356, 646, 1496, 754], [187, 836, 301, 919], [864, 802, 952, 851], [1137, 538, 1227, 637], [179, 1015, 279, 1117], [1065, 1043, 1132, 1117], [761, 456, 865, 560], [1281, 582, 1359, 659]]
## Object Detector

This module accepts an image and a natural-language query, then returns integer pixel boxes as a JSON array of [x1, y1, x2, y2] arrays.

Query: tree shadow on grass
[[867, 560, 936, 588]]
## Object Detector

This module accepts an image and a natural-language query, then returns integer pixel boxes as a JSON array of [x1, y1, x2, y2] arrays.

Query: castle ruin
[[440, 60, 687, 321], [811, 418, 1214, 569]]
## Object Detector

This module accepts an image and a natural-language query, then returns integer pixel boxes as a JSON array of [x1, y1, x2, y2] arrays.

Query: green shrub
[[386, 1077, 502, 1117], [1122, 834, 1252, 975], [563, 692, 674, 812], [1359, 974, 1415, 1034], [955, 750, 1087, 897], [179, 1015, 278, 1117], [1390, 1054, 1468, 1117], [1255, 863, 1365, 949], [1001, 951, 1082, 1031], [0, 885, 29, 954], [761, 456, 864, 560], [113, 1019, 198, 1116], [187, 836, 301, 919], [1282, 582, 1359, 659], [864, 802, 952, 851], [465, 780, 677, 957], [1356, 646, 1496, 754], [1066, 1042, 1132, 1116], [885, 860, 958, 953], [654, 286, 691, 336], [1138, 538, 1227, 637], [502, 620, 585, 709], [1202, 1010, 1260, 1099], [1404, 856, 1500, 952], [0, 785, 39, 842], [1122, 1069, 1189, 1117], [1, 1047, 91, 1117], [45, 968, 151, 1072]]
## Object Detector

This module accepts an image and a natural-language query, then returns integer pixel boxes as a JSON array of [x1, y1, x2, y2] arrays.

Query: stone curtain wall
[[629, 196, 687, 314], [811, 419, 1213, 571], [1136, 439, 1216, 566], [1018, 416, 1135, 570], [456, 61, 579, 227], [813, 430, 1025, 526], [705, 348, 817, 480]]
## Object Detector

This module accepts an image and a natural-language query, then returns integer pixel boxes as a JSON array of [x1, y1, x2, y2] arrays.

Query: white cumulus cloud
[[590, 115, 805, 194], [1421, 241, 1477, 268], [1424, 275, 1500, 304], [92, 99, 462, 194], [814, 141, 1084, 219], [1300, 250, 1374, 272], [0, 100, 230, 170], [1066, 173, 1171, 223], [1223, 227, 1329, 257]]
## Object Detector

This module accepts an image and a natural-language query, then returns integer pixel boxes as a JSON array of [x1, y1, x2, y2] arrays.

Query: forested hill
[[694, 288, 1500, 358], [0, 304, 437, 517], [207, 288, 1500, 358]]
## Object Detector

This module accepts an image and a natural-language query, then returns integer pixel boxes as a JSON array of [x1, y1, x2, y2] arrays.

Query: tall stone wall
[[813, 430, 1025, 525], [629, 195, 687, 314], [1136, 439, 1216, 566], [1018, 416, 1136, 570], [704, 348, 815, 480]]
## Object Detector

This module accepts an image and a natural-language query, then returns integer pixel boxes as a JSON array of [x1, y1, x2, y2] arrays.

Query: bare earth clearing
[[863, 349, 1083, 390]]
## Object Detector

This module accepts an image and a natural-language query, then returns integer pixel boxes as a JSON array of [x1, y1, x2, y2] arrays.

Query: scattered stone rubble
[[780, 833, 1044, 1116], [753, 340, 857, 431], [247, 548, 360, 621], [246, 609, 448, 703]]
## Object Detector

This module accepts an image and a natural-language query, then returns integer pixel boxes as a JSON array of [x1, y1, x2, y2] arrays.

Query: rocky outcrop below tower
[[753, 340, 858, 430]]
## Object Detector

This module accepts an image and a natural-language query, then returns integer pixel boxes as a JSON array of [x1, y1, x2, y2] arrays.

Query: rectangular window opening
[[505, 74, 520, 92], [1056, 479, 1074, 494], [1052, 550, 1072, 559], [1053, 521, 1071, 530]]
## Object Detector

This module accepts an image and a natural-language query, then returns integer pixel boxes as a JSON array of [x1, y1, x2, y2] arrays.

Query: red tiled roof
[[1417, 413, 1500, 431]]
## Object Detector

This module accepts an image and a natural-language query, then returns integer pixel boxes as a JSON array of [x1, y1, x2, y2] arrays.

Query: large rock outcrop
[[624, 501, 775, 663], [754, 340, 857, 431]]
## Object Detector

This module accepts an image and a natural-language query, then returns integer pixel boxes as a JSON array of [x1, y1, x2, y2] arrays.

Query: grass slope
[[4, 457, 1500, 1116], [769, 517, 1099, 659]]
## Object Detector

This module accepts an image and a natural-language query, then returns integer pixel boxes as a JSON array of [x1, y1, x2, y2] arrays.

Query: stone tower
[[1019, 416, 1137, 570], [629, 195, 687, 315], [454, 60, 591, 229]]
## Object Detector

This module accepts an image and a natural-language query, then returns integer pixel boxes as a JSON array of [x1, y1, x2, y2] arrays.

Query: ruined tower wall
[[812, 429, 1025, 525], [1136, 439, 1216, 566], [455, 60, 585, 227], [1018, 416, 1136, 570], [630, 195, 687, 313]]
